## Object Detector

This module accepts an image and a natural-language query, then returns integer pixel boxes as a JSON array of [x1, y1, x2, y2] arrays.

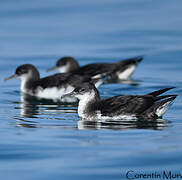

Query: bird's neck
[[20, 73, 40, 93], [68, 62, 80, 72], [78, 92, 100, 119]]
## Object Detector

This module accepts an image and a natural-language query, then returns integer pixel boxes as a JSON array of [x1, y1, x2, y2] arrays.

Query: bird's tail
[[113, 56, 143, 79], [116, 56, 143, 67], [143, 87, 177, 118], [147, 87, 175, 96], [154, 95, 177, 117]]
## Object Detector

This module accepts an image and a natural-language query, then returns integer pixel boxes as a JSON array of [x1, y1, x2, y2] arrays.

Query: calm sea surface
[[1, 0, 182, 180]]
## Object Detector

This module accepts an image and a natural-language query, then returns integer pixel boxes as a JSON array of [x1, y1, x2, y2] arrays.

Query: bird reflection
[[14, 93, 77, 128], [77, 118, 170, 130], [19, 93, 77, 118], [105, 78, 140, 86], [20, 93, 40, 118]]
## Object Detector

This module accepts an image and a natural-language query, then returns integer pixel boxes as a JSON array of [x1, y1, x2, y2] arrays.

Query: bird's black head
[[5, 64, 40, 81], [56, 57, 80, 73], [15, 64, 34, 76], [15, 64, 39, 78], [47, 57, 79, 73], [68, 82, 100, 100], [56, 57, 78, 67], [73, 84, 90, 95]]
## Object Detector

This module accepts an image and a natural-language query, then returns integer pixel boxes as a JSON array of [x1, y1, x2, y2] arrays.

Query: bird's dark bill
[[46, 67, 58, 72], [4, 74, 18, 81]]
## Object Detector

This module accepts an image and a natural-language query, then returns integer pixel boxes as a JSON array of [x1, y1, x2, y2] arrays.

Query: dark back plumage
[[29, 73, 92, 92], [71, 63, 116, 77], [97, 87, 177, 118]]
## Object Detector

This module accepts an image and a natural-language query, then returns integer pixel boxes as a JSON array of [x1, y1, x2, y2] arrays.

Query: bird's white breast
[[36, 85, 75, 100], [77, 92, 96, 118], [117, 65, 136, 79]]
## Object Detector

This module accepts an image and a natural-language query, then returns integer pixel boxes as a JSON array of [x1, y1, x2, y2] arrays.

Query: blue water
[[1, 0, 182, 179]]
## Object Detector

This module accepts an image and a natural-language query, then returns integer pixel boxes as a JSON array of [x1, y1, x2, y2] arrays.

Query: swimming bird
[[47, 56, 143, 80], [4, 64, 103, 101], [64, 83, 177, 120]]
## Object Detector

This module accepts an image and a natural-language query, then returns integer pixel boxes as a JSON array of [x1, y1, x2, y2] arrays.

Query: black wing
[[94, 87, 176, 117], [98, 95, 155, 116], [72, 63, 116, 77], [29, 73, 89, 90], [113, 56, 143, 73]]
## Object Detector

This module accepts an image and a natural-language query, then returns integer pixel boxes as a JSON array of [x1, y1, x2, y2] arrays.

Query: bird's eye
[[79, 88, 85, 92], [58, 61, 66, 66], [20, 69, 27, 74], [17, 69, 25, 75]]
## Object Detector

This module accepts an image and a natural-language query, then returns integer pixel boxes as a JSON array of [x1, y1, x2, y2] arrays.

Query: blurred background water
[[1, 0, 182, 179]]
